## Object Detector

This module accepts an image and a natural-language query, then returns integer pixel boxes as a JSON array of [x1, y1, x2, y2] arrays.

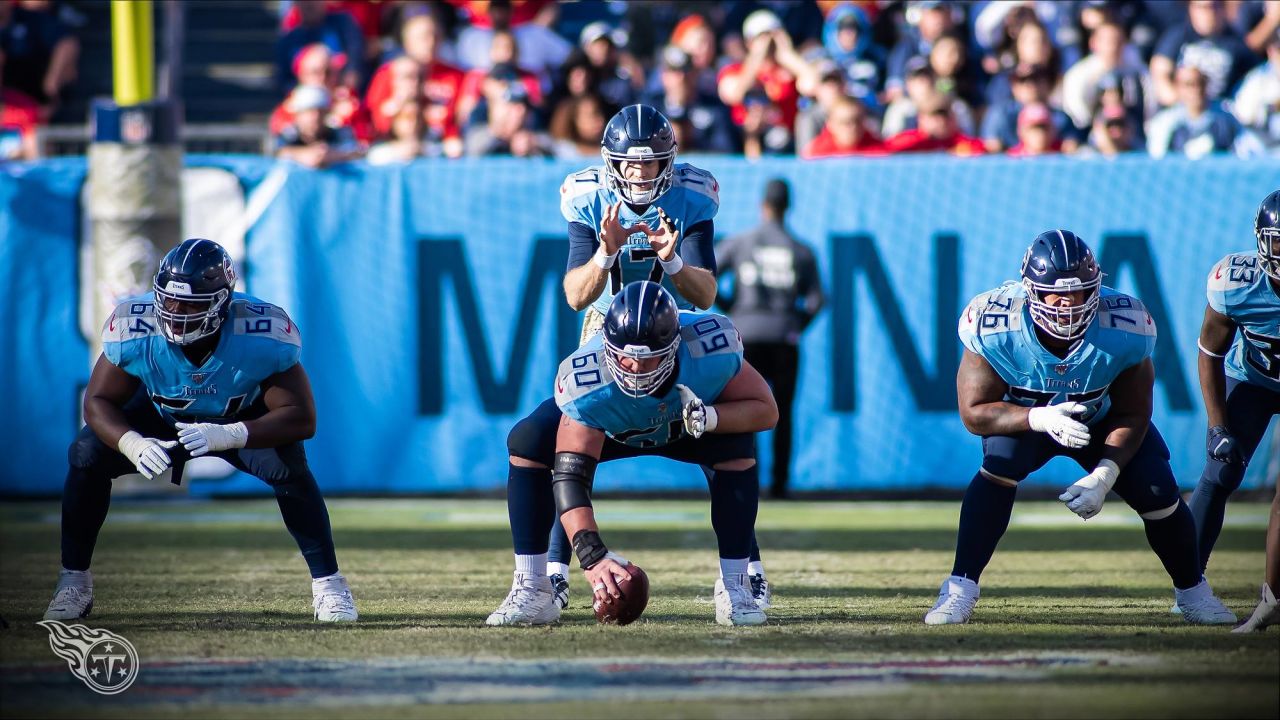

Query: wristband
[[117, 430, 143, 454], [572, 529, 609, 569], [703, 405, 719, 433], [593, 245, 618, 269], [658, 254, 684, 275], [1093, 459, 1120, 491]]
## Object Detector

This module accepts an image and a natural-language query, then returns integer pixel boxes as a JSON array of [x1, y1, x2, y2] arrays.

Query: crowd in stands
[[268, 0, 1280, 167], [0, 0, 80, 161]]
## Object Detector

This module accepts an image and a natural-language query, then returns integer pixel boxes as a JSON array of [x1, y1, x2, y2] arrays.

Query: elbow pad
[[552, 451, 598, 514]]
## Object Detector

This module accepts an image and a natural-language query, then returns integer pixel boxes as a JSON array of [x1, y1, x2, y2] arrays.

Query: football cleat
[[924, 575, 980, 625], [486, 572, 560, 626], [1174, 578, 1236, 625], [550, 573, 570, 610], [312, 573, 358, 622], [1233, 584, 1280, 633], [749, 573, 771, 610], [714, 575, 767, 626], [43, 569, 93, 621]]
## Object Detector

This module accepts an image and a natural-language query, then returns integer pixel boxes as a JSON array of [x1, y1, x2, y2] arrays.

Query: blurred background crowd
[[3, 0, 1280, 164]]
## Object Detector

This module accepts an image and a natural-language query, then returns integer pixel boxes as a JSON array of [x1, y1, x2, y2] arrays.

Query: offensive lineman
[[43, 239, 357, 623], [924, 230, 1235, 626], [487, 281, 777, 626], [1190, 190, 1280, 632]]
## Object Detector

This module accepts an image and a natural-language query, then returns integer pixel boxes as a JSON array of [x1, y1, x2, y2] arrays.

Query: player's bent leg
[[709, 457, 766, 627]]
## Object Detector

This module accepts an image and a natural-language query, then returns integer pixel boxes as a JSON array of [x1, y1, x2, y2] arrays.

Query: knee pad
[[237, 448, 293, 486], [67, 429, 107, 470], [1201, 458, 1246, 494], [506, 414, 557, 463]]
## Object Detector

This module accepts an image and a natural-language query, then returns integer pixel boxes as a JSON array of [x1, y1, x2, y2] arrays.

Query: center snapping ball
[[593, 564, 649, 625]]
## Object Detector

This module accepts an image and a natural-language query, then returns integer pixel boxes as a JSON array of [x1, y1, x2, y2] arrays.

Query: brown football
[[592, 564, 649, 625]]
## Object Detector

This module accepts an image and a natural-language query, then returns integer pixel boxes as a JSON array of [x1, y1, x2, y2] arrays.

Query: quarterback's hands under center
[[584, 556, 631, 604], [642, 207, 679, 261], [599, 201, 628, 254]]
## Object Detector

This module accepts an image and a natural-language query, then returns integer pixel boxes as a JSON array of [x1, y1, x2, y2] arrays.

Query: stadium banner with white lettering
[[2, 156, 1277, 495]]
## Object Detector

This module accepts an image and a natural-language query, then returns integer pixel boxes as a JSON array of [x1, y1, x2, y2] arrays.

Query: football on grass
[[593, 564, 649, 625]]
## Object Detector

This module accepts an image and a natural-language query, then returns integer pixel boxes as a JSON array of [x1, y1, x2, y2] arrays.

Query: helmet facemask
[[1258, 227, 1280, 281], [602, 146, 675, 205], [154, 279, 230, 345], [603, 334, 680, 397], [1023, 276, 1100, 342]]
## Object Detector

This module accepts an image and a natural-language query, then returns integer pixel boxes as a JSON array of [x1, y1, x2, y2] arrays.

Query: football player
[[43, 239, 357, 623], [548, 104, 771, 612], [924, 230, 1235, 626], [1191, 190, 1280, 633], [487, 281, 777, 627]]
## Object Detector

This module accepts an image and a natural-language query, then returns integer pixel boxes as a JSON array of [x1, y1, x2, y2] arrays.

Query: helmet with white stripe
[[1020, 230, 1102, 342], [602, 281, 681, 397], [153, 238, 236, 345]]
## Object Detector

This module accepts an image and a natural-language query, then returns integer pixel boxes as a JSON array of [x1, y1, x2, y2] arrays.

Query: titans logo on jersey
[[560, 163, 719, 315], [555, 310, 742, 447], [958, 282, 1156, 425], [1207, 253, 1280, 391], [102, 293, 302, 422]]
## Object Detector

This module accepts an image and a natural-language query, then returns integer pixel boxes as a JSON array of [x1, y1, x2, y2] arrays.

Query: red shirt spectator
[[0, 85, 40, 160], [802, 97, 886, 158], [884, 94, 986, 155], [281, 1, 387, 42], [365, 14, 464, 140], [446, 0, 552, 29], [1006, 102, 1062, 156], [270, 44, 372, 142]]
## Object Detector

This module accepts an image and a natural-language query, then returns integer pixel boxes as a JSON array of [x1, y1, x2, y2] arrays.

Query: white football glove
[[1058, 460, 1120, 520], [675, 384, 718, 439], [117, 431, 179, 479], [175, 421, 249, 457], [1028, 402, 1091, 448]]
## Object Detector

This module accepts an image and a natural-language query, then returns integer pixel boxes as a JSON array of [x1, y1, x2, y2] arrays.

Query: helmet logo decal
[[165, 281, 192, 293]]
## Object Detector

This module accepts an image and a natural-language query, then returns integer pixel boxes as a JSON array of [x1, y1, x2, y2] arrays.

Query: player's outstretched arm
[[84, 354, 143, 447], [564, 209, 627, 311], [956, 350, 1032, 436], [241, 363, 318, 448], [553, 415, 631, 603], [1198, 304, 1243, 463]]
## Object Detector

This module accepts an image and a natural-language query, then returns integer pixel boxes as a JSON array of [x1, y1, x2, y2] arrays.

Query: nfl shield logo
[[190, 372, 208, 384], [1054, 364, 1069, 376]]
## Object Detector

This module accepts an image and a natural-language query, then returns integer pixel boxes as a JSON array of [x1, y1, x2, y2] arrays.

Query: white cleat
[[749, 573, 772, 610], [550, 573, 570, 610], [1232, 584, 1280, 633], [486, 572, 560, 626], [1174, 578, 1236, 625], [924, 575, 980, 625], [312, 573, 358, 622], [43, 569, 94, 621], [715, 575, 767, 626]]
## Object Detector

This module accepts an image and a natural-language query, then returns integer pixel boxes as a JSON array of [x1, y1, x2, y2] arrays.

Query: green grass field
[[0, 498, 1276, 719]]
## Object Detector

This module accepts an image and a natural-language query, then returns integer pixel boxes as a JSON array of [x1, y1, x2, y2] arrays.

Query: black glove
[[1206, 425, 1245, 465]]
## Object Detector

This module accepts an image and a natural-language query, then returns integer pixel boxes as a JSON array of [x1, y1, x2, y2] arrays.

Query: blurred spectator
[[274, 85, 366, 168], [984, 19, 1062, 107], [366, 98, 437, 164], [465, 82, 553, 156], [670, 15, 721, 98], [883, 92, 986, 154], [981, 63, 1079, 153], [276, 0, 365, 93], [1147, 63, 1260, 158], [281, 0, 390, 67], [801, 95, 885, 158], [270, 43, 372, 143], [1079, 101, 1138, 157], [456, 30, 543, 124], [0, 0, 79, 120], [820, 4, 883, 113], [366, 14, 465, 155], [928, 31, 981, 108], [1234, 0, 1280, 55], [975, 2, 1076, 65], [719, 10, 820, 157], [886, 0, 958, 102], [641, 46, 738, 154], [795, 61, 847, 151], [0, 49, 39, 160], [715, 177, 825, 500], [1150, 0, 1258, 106], [722, 1, 826, 61], [549, 92, 607, 157], [881, 55, 975, 136], [1007, 102, 1062, 156], [1233, 25, 1280, 152], [455, 0, 570, 82], [576, 21, 645, 109], [1062, 20, 1153, 129]]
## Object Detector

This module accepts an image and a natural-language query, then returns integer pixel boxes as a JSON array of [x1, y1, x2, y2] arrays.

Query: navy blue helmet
[[153, 238, 236, 345], [602, 281, 681, 396], [1256, 190, 1280, 281], [1020, 230, 1102, 342], [601, 104, 677, 205]]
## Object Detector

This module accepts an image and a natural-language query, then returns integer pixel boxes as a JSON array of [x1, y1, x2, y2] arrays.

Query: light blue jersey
[[554, 311, 742, 447], [560, 163, 719, 316], [102, 293, 302, 422], [958, 282, 1156, 425], [1207, 252, 1280, 390]]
